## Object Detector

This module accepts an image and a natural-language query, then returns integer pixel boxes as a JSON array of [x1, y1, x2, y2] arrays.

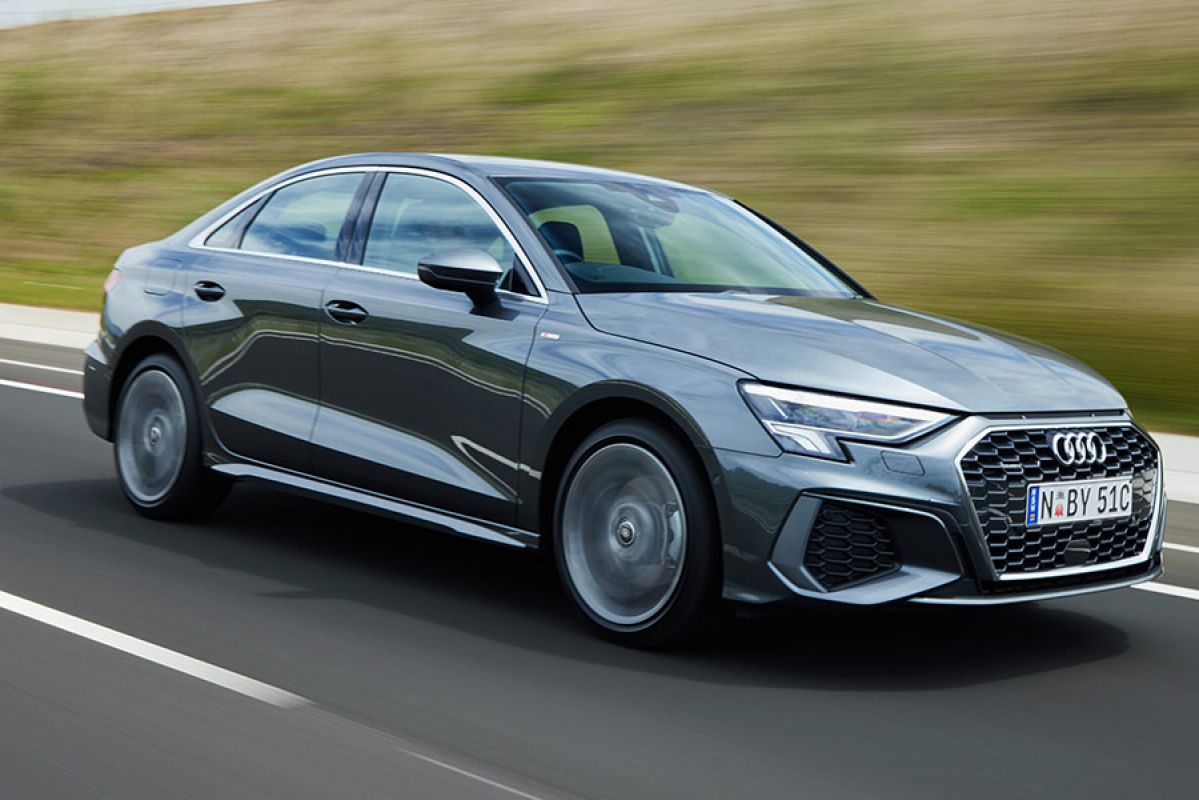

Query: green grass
[[1, 0, 1196, 431]]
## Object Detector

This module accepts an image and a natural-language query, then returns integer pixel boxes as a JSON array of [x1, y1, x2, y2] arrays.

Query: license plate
[[1025, 476, 1133, 527]]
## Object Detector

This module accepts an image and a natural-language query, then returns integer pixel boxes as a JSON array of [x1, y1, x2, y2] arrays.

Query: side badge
[[538, 331, 561, 341]]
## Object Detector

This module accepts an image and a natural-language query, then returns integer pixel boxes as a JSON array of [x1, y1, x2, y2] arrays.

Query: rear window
[[237, 173, 364, 261]]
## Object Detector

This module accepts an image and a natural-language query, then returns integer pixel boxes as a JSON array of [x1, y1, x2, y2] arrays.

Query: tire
[[113, 353, 228, 520], [554, 419, 721, 647]]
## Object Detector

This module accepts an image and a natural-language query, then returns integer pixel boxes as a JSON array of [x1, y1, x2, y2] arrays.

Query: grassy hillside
[[1, 0, 1196, 430]]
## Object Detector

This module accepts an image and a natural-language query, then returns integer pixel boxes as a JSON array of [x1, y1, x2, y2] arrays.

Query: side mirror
[[417, 248, 502, 305]]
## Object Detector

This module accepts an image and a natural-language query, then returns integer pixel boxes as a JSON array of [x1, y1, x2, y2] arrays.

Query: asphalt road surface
[[1, 338, 1196, 799]]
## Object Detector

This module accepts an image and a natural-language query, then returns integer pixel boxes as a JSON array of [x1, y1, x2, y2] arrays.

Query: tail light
[[102, 267, 122, 297]]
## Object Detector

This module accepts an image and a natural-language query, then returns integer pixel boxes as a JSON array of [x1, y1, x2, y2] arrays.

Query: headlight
[[739, 383, 956, 460]]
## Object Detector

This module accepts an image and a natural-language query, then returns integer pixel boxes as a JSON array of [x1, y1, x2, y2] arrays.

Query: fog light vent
[[804, 502, 899, 590]]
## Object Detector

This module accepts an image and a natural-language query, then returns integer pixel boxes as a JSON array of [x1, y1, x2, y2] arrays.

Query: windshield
[[500, 178, 857, 296]]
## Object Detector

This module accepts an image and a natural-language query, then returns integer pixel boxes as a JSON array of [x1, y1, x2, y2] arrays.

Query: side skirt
[[212, 463, 540, 550]]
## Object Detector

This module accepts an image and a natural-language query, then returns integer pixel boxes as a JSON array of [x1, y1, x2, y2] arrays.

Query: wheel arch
[[529, 383, 725, 546], [108, 323, 200, 435]]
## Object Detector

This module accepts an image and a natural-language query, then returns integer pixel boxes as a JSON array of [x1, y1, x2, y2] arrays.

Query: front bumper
[[713, 412, 1166, 606], [911, 556, 1163, 604]]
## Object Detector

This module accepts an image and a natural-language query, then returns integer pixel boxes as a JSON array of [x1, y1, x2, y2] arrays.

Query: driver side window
[[364, 173, 531, 294]]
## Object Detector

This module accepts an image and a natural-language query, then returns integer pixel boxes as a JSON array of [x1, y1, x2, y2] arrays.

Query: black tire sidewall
[[553, 419, 720, 647]]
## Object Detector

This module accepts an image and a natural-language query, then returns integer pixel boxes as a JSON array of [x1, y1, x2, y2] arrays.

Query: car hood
[[575, 293, 1125, 414]]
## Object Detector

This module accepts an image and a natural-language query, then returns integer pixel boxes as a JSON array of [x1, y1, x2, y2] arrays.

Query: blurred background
[[0, 0, 1195, 431]]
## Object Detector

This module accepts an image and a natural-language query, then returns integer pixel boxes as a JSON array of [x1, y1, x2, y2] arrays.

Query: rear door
[[311, 170, 547, 524], [183, 170, 368, 472]]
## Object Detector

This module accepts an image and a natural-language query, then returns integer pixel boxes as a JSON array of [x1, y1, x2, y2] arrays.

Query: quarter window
[[204, 196, 266, 249], [364, 174, 528, 292], [239, 173, 364, 261]]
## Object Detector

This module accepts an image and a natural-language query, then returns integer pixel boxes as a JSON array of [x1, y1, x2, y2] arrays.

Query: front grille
[[959, 425, 1159, 578], [804, 502, 899, 589]]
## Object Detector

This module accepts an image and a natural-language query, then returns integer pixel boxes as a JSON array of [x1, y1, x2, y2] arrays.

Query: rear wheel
[[114, 354, 228, 520], [555, 419, 720, 647]]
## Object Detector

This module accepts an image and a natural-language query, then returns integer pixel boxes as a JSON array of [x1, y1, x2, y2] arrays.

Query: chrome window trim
[[187, 166, 549, 304], [953, 419, 1163, 582]]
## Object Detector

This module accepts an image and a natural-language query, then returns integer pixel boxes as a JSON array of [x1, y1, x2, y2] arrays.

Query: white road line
[[0, 357, 83, 375], [401, 748, 547, 800], [0, 588, 308, 708], [0, 377, 83, 399], [1133, 582, 1199, 602], [1163, 542, 1199, 556]]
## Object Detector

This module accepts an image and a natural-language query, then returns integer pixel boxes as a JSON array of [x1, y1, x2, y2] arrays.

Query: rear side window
[[363, 173, 521, 286], [239, 173, 364, 261]]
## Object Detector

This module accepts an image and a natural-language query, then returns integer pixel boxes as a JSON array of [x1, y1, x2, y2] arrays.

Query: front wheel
[[114, 353, 228, 520], [555, 419, 720, 647]]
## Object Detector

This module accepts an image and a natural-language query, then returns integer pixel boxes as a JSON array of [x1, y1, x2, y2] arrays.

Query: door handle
[[193, 280, 226, 302], [324, 300, 369, 325]]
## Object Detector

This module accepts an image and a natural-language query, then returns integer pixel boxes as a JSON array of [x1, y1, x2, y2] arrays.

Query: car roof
[[293, 152, 704, 191]]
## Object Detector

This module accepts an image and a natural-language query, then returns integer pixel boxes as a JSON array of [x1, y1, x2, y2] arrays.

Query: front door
[[311, 171, 547, 524]]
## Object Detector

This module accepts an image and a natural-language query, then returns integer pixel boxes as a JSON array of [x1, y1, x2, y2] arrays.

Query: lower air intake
[[804, 502, 899, 590]]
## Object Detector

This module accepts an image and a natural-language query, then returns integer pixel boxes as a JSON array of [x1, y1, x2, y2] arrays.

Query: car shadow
[[5, 478, 1131, 692]]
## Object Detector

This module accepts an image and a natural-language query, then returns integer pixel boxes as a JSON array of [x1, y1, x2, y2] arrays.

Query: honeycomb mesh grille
[[959, 425, 1158, 577], [803, 503, 899, 590]]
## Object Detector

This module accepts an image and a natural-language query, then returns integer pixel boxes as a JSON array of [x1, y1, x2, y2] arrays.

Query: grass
[[0, 0, 1196, 430]]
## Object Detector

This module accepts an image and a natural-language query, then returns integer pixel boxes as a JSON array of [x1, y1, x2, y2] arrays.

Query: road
[[1, 338, 1196, 799]]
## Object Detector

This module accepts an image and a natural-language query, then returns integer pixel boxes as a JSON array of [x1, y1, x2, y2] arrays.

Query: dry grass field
[[1, 0, 1196, 429]]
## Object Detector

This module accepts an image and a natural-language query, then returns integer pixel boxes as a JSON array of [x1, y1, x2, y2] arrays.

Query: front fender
[[515, 298, 782, 585]]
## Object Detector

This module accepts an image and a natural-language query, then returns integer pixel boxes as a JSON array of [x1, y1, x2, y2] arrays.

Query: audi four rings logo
[[1050, 431, 1108, 465]]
